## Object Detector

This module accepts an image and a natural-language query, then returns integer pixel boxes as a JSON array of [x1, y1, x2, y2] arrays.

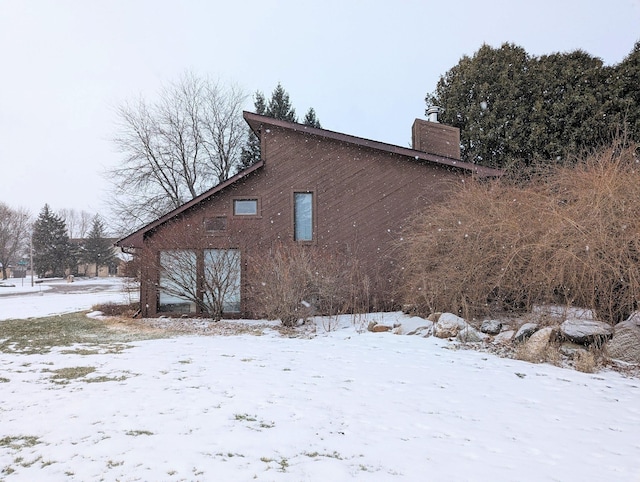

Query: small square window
[[205, 216, 227, 233], [234, 199, 258, 216]]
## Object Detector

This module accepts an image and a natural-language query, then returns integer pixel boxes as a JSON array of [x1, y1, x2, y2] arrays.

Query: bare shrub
[[91, 302, 140, 317], [574, 350, 597, 373], [247, 242, 366, 327], [399, 141, 640, 324]]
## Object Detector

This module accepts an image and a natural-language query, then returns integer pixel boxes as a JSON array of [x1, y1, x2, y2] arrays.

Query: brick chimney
[[411, 107, 460, 160]]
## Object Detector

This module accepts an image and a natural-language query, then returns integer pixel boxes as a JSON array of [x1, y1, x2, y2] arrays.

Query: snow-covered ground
[[0, 277, 136, 321], [1, 278, 640, 481]]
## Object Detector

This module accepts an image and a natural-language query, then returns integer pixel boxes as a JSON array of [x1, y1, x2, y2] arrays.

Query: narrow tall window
[[294, 192, 313, 241]]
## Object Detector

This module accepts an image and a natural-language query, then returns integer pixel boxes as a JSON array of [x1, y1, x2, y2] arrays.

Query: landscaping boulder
[[395, 317, 434, 336], [370, 324, 392, 333], [433, 313, 468, 338], [514, 323, 539, 342], [520, 327, 556, 362], [606, 313, 640, 363], [493, 330, 515, 344], [559, 342, 588, 359], [560, 319, 613, 346], [480, 319, 502, 335], [456, 326, 486, 343]]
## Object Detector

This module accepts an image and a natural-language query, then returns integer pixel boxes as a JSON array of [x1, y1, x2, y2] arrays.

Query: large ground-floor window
[[158, 249, 241, 317], [158, 250, 198, 313], [203, 249, 241, 314]]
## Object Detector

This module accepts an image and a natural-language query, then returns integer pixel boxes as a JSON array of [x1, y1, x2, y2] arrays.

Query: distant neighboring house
[[69, 238, 127, 277], [0, 263, 12, 279], [116, 111, 502, 318]]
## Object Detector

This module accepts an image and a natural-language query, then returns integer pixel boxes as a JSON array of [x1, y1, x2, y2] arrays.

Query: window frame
[[232, 198, 260, 217], [156, 248, 243, 316], [292, 190, 316, 243]]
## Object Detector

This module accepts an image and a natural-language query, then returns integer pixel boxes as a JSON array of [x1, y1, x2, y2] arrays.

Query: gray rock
[[480, 319, 502, 335], [606, 314, 640, 363], [514, 323, 539, 342], [433, 313, 468, 338], [456, 326, 487, 343], [493, 330, 515, 344], [520, 327, 555, 362], [560, 318, 613, 345]]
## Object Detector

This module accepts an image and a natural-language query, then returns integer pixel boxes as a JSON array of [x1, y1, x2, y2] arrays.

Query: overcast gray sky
[[1, 0, 639, 221]]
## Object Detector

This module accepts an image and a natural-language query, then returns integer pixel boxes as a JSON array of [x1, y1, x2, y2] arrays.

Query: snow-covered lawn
[[0, 277, 136, 321], [1, 278, 640, 481]]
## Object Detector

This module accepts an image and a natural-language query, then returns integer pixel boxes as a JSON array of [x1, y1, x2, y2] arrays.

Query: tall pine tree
[[32, 204, 73, 278], [239, 92, 266, 170], [265, 83, 297, 122], [303, 107, 321, 128], [81, 216, 116, 277]]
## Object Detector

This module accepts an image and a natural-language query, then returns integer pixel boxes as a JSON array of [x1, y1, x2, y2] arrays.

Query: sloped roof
[[116, 112, 502, 249], [243, 111, 502, 177], [115, 160, 264, 249]]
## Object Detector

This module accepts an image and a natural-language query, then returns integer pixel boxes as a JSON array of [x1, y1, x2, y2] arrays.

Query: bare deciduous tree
[[109, 73, 248, 233], [0, 203, 31, 280], [58, 208, 93, 238]]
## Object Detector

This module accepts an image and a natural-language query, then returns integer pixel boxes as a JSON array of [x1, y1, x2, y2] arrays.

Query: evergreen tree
[[239, 91, 267, 170], [81, 216, 116, 277], [265, 83, 297, 122], [609, 41, 640, 141], [32, 204, 73, 278], [427, 43, 533, 168], [426, 42, 635, 169], [303, 107, 322, 128], [529, 50, 608, 162]]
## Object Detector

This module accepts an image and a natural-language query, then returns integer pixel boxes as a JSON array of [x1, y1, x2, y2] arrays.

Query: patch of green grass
[[278, 458, 289, 472], [216, 452, 245, 460], [234, 413, 257, 422], [85, 374, 131, 383], [126, 430, 154, 436], [48, 366, 96, 384], [234, 413, 275, 430], [303, 450, 343, 460], [0, 312, 169, 354], [0, 436, 41, 450]]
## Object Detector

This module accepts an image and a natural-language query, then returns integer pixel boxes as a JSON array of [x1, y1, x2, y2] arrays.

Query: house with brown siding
[[116, 111, 501, 318]]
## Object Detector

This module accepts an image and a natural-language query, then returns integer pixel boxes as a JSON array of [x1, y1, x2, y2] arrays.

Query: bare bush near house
[[247, 242, 368, 327], [399, 141, 640, 324]]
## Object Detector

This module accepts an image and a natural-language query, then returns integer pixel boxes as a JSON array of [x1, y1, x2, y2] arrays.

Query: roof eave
[[242, 111, 503, 178], [115, 160, 265, 249]]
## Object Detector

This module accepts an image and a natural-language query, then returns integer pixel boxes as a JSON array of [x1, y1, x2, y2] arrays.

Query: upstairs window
[[294, 192, 313, 241], [233, 199, 258, 216]]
